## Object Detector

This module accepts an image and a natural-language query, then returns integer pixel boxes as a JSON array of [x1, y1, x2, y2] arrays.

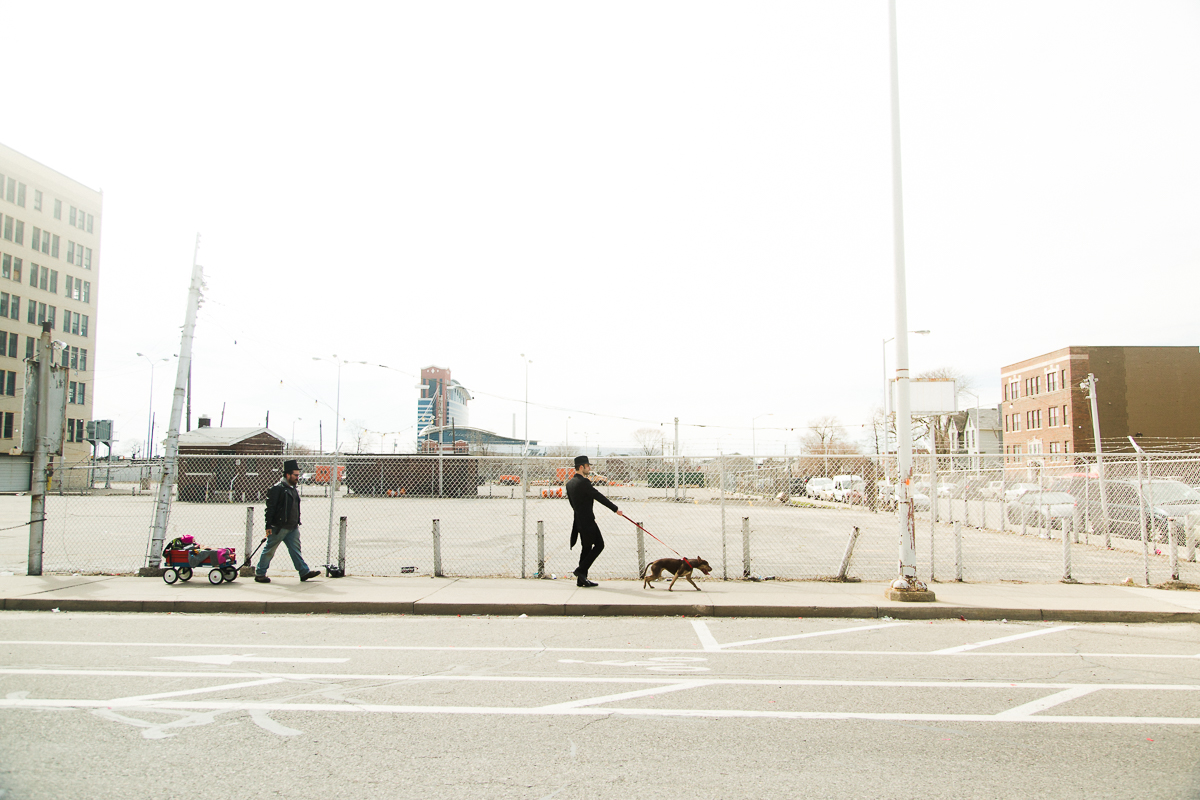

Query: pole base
[[885, 588, 936, 602], [886, 577, 936, 602]]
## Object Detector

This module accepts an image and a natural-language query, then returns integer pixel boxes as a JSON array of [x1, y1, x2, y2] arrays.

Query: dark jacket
[[566, 473, 618, 547], [265, 478, 301, 530]]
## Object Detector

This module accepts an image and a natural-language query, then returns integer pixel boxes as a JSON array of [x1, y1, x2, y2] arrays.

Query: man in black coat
[[256, 459, 321, 584], [565, 455, 618, 587]]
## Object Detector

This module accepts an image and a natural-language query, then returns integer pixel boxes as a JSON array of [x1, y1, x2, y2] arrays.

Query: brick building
[[1000, 346, 1200, 459]]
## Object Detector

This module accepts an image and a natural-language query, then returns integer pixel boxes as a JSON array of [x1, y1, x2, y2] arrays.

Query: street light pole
[[314, 356, 367, 566], [887, 0, 930, 598], [136, 353, 169, 459], [519, 354, 532, 456], [882, 331, 930, 457]]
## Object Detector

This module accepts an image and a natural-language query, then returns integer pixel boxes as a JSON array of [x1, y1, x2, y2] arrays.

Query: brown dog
[[642, 557, 712, 591]]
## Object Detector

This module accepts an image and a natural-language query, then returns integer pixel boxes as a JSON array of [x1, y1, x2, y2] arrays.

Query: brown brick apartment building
[[1000, 346, 1200, 458]]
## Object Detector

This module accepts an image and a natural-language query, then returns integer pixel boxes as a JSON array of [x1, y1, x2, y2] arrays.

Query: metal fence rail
[[0, 451, 1195, 586]]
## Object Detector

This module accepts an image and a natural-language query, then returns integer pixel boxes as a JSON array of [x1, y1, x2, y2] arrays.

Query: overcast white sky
[[4, 1, 1198, 457]]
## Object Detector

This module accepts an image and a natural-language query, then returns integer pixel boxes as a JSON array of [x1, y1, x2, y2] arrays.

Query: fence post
[[536, 520, 544, 579], [432, 519, 442, 577], [244, 506, 254, 562], [836, 527, 859, 580], [635, 522, 645, 578], [1188, 516, 1197, 563], [1072, 506, 1082, 545], [1062, 516, 1072, 582], [338, 516, 347, 574], [520, 461, 528, 579], [1168, 519, 1180, 582], [741, 516, 751, 579], [720, 455, 727, 580], [954, 521, 962, 582]]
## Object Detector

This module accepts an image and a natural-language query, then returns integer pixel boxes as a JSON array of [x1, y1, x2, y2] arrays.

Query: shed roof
[[177, 427, 286, 447]]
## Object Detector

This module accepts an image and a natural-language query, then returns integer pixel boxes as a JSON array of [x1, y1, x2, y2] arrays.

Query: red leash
[[617, 512, 691, 568]]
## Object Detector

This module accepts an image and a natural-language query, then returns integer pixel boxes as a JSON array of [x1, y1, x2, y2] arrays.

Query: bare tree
[[632, 427, 662, 456], [800, 416, 860, 477]]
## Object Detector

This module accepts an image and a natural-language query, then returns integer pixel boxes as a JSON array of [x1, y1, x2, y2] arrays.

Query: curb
[[3, 596, 1198, 622]]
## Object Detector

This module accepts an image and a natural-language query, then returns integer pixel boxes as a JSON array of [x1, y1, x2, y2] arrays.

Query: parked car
[[979, 481, 1005, 500], [1082, 479, 1200, 543], [1006, 491, 1077, 529], [790, 477, 812, 496], [1003, 483, 1041, 503], [805, 477, 834, 499], [830, 474, 863, 503], [890, 484, 931, 511]]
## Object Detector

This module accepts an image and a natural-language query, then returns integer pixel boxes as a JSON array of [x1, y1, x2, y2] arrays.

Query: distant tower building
[[417, 366, 470, 434]]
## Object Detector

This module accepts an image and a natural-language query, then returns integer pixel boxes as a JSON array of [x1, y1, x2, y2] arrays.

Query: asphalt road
[[0, 612, 1198, 799]]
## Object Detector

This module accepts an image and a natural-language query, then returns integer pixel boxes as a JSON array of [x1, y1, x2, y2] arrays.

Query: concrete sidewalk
[[1, 574, 1199, 621]]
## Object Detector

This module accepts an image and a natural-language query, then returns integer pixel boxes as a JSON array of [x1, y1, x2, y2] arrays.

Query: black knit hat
[[573, 455, 590, 469], [283, 459, 300, 474]]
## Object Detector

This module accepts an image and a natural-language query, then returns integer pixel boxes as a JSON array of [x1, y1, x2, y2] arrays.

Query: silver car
[[1007, 491, 1076, 529]]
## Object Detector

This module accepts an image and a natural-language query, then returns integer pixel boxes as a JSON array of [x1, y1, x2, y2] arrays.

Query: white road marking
[[156, 654, 349, 665], [249, 709, 303, 736], [691, 621, 721, 651], [995, 687, 1101, 719], [107, 678, 286, 705], [932, 626, 1079, 654], [539, 681, 709, 710], [1, 638, 1197, 659], [557, 656, 708, 671], [0, 668, 1195, 692], [3, 697, 1197, 725], [712, 622, 911, 649]]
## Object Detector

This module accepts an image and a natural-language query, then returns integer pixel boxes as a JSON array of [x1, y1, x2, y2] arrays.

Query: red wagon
[[162, 542, 239, 585]]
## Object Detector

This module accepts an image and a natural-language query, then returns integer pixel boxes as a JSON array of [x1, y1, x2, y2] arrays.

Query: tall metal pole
[[147, 235, 203, 568], [520, 354, 530, 456], [26, 322, 52, 575], [882, 337, 892, 455], [1083, 373, 1110, 546], [888, 0, 927, 595], [327, 358, 341, 565]]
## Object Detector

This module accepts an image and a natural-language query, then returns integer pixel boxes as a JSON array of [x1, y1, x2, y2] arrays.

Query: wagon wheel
[[208, 569, 224, 585], [179, 567, 193, 582], [163, 568, 179, 585], [223, 567, 238, 582]]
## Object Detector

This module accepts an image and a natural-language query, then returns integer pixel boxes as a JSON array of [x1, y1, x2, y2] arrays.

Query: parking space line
[[2, 697, 1197, 725], [995, 687, 1100, 719], [107, 678, 286, 705], [691, 621, 721, 651], [538, 681, 710, 710], [711, 622, 910, 650], [932, 626, 1079, 654]]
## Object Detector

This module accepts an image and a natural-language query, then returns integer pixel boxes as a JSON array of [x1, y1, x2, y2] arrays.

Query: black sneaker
[[254, 575, 271, 583], [300, 570, 321, 581], [577, 579, 598, 588]]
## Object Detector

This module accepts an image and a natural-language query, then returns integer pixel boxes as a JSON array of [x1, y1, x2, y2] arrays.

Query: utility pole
[[146, 235, 204, 569], [1082, 373, 1110, 546], [186, 363, 192, 432], [26, 322, 54, 575]]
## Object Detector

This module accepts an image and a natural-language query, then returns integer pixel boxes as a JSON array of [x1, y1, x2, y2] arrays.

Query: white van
[[830, 474, 863, 502]]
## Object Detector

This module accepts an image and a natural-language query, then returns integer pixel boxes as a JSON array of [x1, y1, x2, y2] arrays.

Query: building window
[[1, 254, 8, 279], [70, 312, 79, 335], [78, 382, 86, 404], [10, 258, 19, 283], [27, 302, 35, 324], [39, 266, 48, 290], [1049, 406, 1059, 427], [80, 315, 88, 337], [69, 345, 78, 369], [7, 333, 15, 356], [33, 191, 42, 212], [51, 235, 59, 258], [69, 207, 76, 227], [48, 270, 57, 294], [9, 295, 18, 321], [2, 216, 11, 241], [46, 306, 55, 330], [80, 348, 87, 371], [30, 228, 40, 252], [82, 281, 90, 303], [0, 293, 8, 318], [86, 214, 93, 234], [84, 248, 91, 269], [1, 411, 12, 439], [66, 242, 74, 265], [53, 199, 61, 220], [1047, 371, 1057, 392], [1004, 414, 1009, 432], [0, 331, 8, 358], [4, 179, 14, 203], [24, 337, 32, 359], [1035, 409, 1042, 428], [28, 265, 36, 288], [3, 370, 15, 396], [68, 381, 76, 404], [1062, 405, 1068, 425]]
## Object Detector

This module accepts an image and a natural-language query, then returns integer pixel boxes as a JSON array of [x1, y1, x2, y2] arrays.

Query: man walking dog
[[256, 459, 321, 583], [566, 455, 618, 587]]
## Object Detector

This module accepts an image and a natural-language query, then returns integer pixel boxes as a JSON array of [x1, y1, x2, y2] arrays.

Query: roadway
[[0, 612, 1197, 798]]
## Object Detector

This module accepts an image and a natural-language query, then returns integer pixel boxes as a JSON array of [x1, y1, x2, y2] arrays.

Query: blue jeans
[[256, 527, 311, 576]]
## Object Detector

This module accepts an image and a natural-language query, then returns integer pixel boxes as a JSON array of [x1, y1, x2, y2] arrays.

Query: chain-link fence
[[2, 451, 1197, 585]]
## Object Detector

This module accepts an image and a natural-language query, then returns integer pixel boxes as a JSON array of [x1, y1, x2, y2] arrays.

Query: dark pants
[[575, 521, 604, 579]]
